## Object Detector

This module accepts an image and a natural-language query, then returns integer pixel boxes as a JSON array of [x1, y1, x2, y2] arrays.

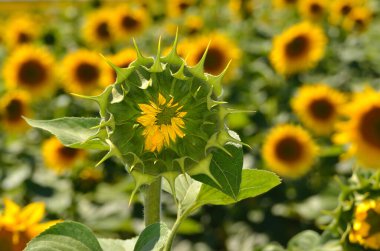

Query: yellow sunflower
[[291, 83, 346, 135], [270, 22, 327, 75], [273, 0, 298, 9], [137, 93, 187, 152], [0, 198, 61, 251], [61, 50, 113, 95], [329, 0, 361, 26], [185, 32, 241, 81], [334, 87, 380, 168], [229, 0, 255, 19], [3, 45, 55, 96], [262, 124, 319, 178], [342, 6, 372, 32], [298, 0, 328, 21], [0, 91, 31, 133], [349, 199, 380, 250], [111, 5, 149, 40], [42, 137, 86, 173], [3, 14, 40, 50], [167, 0, 196, 18], [106, 48, 137, 84], [82, 8, 115, 48]]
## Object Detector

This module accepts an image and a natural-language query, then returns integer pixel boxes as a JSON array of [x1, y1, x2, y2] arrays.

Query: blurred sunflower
[[61, 50, 112, 95], [167, 0, 195, 18], [82, 8, 115, 48], [184, 15, 204, 35], [185, 33, 241, 80], [291, 84, 346, 135], [273, 0, 298, 9], [79, 167, 103, 182], [262, 124, 319, 178], [0, 91, 31, 133], [334, 87, 380, 168], [349, 199, 380, 250], [3, 14, 40, 50], [0, 198, 61, 251], [111, 5, 149, 39], [3, 46, 55, 96], [42, 137, 86, 174], [342, 6, 372, 32], [107, 48, 137, 84], [329, 0, 361, 25], [298, 0, 328, 21], [229, 0, 254, 19], [270, 22, 327, 75]]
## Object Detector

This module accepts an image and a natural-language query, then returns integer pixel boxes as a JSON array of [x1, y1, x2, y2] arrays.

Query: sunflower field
[[1, 0, 380, 250]]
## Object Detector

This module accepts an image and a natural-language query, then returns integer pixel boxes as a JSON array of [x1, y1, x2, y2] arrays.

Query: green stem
[[144, 177, 162, 226]]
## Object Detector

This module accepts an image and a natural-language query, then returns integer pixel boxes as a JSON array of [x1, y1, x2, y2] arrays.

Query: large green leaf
[[287, 231, 320, 251], [25, 117, 108, 150], [134, 223, 170, 251], [25, 221, 102, 251]]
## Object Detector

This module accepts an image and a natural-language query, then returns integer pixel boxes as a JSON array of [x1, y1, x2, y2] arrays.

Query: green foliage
[[134, 223, 171, 251]]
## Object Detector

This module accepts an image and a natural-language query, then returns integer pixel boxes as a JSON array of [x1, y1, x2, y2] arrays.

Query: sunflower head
[[111, 5, 149, 39], [273, 0, 298, 9], [262, 124, 319, 178], [298, 0, 328, 21], [0, 91, 31, 133], [329, 0, 363, 25], [167, 0, 196, 18], [342, 6, 372, 32], [291, 83, 346, 135], [83, 8, 115, 48]]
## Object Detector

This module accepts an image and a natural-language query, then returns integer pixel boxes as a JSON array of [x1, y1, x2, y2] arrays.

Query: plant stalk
[[144, 177, 162, 226]]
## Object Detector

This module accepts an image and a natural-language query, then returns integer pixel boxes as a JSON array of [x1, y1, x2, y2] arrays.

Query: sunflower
[[273, 0, 298, 9], [111, 5, 149, 39], [229, 0, 255, 19], [262, 124, 319, 178], [329, 0, 361, 26], [3, 45, 55, 96], [342, 6, 372, 32], [0, 91, 31, 133], [167, 0, 196, 18], [185, 32, 241, 80], [291, 84, 346, 135], [82, 8, 115, 48], [334, 87, 380, 168], [107, 48, 137, 84], [3, 14, 40, 50], [349, 199, 380, 250], [137, 93, 187, 152], [61, 50, 112, 95], [0, 198, 61, 251], [42, 137, 86, 173], [270, 22, 327, 75], [298, 0, 328, 21]]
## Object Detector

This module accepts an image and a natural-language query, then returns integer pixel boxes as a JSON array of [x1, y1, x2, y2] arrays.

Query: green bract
[[26, 35, 246, 199]]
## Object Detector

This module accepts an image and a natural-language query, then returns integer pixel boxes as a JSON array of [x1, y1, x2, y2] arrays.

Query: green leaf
[[196, 169, 281, 206], [134, 223, 171, 251], [25, 221, 102, 251], [98, 237, 138, 251], [287, 230, 320, 251], [25, 117, 108, 150]]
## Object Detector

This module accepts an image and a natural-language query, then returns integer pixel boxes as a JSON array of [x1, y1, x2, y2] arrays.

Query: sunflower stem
[[144, 177, 162, 226]]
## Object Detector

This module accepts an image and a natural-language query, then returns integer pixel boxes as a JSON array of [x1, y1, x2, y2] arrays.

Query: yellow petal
[[158, 93, 167, 105], [19, 202, 45, 226], [137, 114, 156, 126], [3, 198, 21, 216], [138, 104, 159, 114], [26, 220, 62, 238]]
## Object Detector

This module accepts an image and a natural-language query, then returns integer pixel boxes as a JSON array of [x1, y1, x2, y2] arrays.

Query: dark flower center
[[309, 98, 335, 121], [75, 62, 100, 85], [58, 147, 79, 160], [341, 5, 352, 15], [179, 2, 190, 11], [197, 47, 225, 75], [121, 15, 139, 30], [355, 19, 365, 30], [285, 35, 309, 59], [96, 21, 111, 39], [275, 136, 303, 162], [18, 59, 47, 87], [17, 32, 31, 44], [359, 106, 380, 148], [156, 106, 178, 125], [5, 99, 24, 122], [310, 3, 322, 14]]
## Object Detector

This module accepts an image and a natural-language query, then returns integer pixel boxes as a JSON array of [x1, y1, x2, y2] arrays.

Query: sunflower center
[[285, 35, 309, 58], [5, 99, 23, 122], [341, 5, 352, 15], [17, 32, 31, 44], [58, 147, 79, 160], [156, 106, 178, 125], [179, 2, 190, 11], [359, 107, 380, 148], [275, 136, 303, 162], [18, 59, 47, 87], [96, 21, 110, 39], [121, 15, 139, 30], [354, 19, 365, 29], [310, 3, 322, 14], [196, 47, 225, 75], [75, 62, 100, 84], [309, 98, 334, 121], [367, 209, 380, 236]]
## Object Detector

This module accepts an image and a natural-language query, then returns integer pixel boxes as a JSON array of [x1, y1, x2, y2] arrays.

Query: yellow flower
[[329, 0, 361, 26], [270, 22, 327, 75], [273, 0, 298, 9], [229, 0, 255, 19], [342, 6, 372, 32], [349, 199, 380, 250], [111, 5, 149, 40], [298, 0, 328, 21], [106, 48, 137, 84], [334, 87, 380, 168], [262, 124, 319, 178], [0, 198, 61, 251], [137, 93, 187, 152], [3, 14, 40, 50], [185, 33, 241, 81], [3, 45, 55, 96], [42, 137, 86, 173], [291, 83, 346, 135], [61, 50, 112, 95], [0, 91, 31, 133], [167, 0, 195, 18], [82, 8, 115, 48]]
